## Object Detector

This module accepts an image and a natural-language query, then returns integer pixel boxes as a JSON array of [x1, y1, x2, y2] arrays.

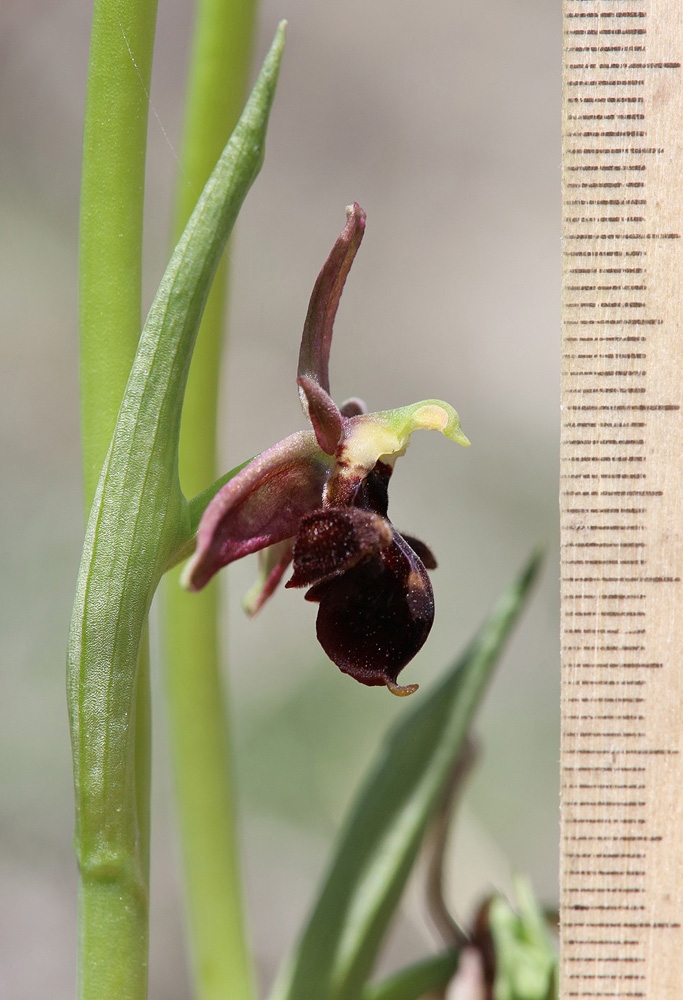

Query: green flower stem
[[77, 1, 158, 997], [135, 629, 152, 880], [163, 3, 257, 997], [164, 580, 252, 999], [76, 634, 152, 1000], [69, 29, 284, 1000], [79, 0, 159, 509], [173, 0, 257, 496]]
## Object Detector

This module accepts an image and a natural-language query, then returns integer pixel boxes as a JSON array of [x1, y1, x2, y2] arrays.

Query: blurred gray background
[[1, 0, 559, 996]]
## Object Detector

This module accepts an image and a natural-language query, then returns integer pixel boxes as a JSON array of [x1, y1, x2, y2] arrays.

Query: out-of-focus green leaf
[[268, 552, 541, 1000], [488, 878, 558, 1000], [360, 951, 461, 1000]]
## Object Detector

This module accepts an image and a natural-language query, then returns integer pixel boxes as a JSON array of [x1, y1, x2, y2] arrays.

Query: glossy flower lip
[[181, 203, 469, 694], [287, 505, 435, 696]]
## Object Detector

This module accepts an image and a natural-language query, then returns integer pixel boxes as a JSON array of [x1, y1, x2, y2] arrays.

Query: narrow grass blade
[[268, 552, 541, 1000]]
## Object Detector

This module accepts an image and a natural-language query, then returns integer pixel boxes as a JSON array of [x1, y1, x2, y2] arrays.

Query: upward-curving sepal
[[297, 203, 366, 401]]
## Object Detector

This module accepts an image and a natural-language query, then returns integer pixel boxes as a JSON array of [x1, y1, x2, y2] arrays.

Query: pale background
[[0, 0, 559, 996]]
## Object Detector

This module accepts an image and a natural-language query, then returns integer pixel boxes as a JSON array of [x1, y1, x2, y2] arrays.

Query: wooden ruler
[[561, 1, 683, 996]]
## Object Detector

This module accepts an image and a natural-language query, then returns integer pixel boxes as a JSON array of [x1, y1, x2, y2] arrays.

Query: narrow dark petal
[[401, 534, 437, 570], [311, 529, 434, 691], [297, 375, 344, 455], [286, 508, 393, 589], [183, 430, 330, 591], [340, 397, 367, 417], [297, 203, 366, 396]]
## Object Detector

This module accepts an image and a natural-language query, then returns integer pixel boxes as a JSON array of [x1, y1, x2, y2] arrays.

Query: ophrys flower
[[182, 204, 469, 694]]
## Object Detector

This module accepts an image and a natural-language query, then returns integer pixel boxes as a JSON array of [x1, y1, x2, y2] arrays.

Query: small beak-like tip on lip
[[386, 679, 419, 697]]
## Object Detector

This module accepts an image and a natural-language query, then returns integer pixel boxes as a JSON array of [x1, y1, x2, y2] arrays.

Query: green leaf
[[66, 27, 285, 999], [488, 878, 558, 1000], [360, 951, 461, 1000], [268, 552, 541, 1000]]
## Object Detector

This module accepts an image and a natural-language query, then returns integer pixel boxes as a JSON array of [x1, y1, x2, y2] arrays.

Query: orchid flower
[[182, 203, 469, 694]]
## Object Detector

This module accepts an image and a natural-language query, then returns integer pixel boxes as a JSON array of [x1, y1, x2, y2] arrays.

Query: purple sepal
[[183, 430, 331, 591]]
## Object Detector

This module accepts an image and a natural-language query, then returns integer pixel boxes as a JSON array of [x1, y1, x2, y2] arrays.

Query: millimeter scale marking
[[561, 1, 683, 997]]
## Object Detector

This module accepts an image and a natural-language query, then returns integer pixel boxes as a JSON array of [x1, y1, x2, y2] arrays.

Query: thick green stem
[[76, 639, 152, 1000], [164, 575, 252, 999], [163, 2, 257, 997], [79, 0, 158, 509], [77, 1, 157, 997], [135, 633, 152, 882], [174, 0, 257, 492]]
